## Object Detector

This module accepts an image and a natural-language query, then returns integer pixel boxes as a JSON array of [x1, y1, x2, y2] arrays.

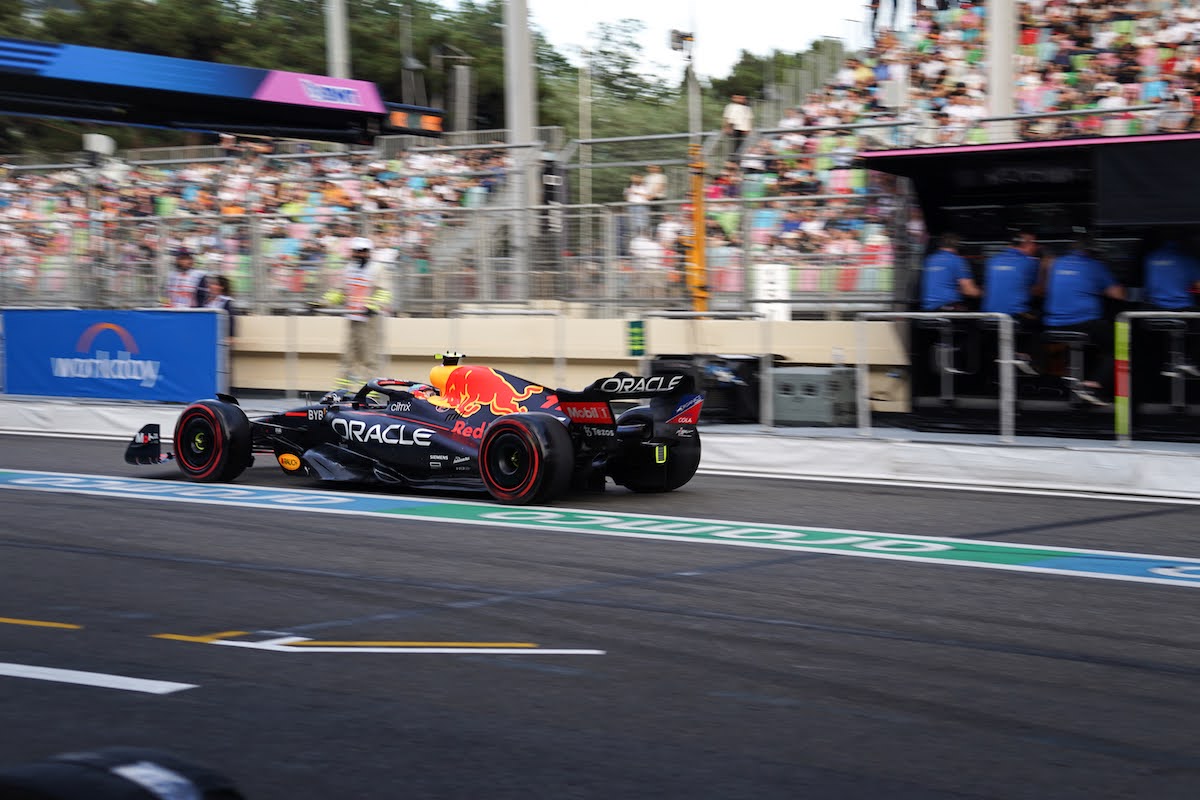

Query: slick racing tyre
[[609, 407, 701, 493], [479, 413, 573, 505], [174, 399, 253, 483]]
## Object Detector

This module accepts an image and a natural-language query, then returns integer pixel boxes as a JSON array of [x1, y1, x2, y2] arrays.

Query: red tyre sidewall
[[480, 419, 544, 503], [175, 403, 227, 481]]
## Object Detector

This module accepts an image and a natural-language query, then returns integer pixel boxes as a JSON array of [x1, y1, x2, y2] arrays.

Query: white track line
[[697, 468, 1200, 505], [0, 662, 197, 694], [3, 431, 1199, 503]]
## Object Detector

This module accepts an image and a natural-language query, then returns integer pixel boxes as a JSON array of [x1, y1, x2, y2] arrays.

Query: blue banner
[[1, 309, 226, 402], [0, 37, 266, 98]]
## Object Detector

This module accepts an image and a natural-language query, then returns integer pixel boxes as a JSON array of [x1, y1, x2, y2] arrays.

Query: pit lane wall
[[228, 314, 909, 409], [3, 313, 1199, 499]]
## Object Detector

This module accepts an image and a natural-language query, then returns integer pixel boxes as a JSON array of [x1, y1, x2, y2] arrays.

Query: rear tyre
[[173, 400, 253, 483], [479, 413, 573, 505], [609, 408, 701, 493]]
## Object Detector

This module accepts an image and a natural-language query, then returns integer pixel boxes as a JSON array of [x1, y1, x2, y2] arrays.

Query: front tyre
[[173, 400, 253, 483], [609, 409, 701, 493], [479, 413, 573, 505]]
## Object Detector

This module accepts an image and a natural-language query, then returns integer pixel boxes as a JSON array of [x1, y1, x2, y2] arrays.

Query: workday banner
[[1, 309, 227, 402]]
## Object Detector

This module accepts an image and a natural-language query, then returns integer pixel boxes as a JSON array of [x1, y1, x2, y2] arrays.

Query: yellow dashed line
[[0, 616, 81, 630], [288, 641, 538, 648], [152, 630, 248, 643]]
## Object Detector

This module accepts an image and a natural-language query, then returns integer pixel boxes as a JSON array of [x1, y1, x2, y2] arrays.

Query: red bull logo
[[437, 366, 543, 417], [452, 420, 488, 439]]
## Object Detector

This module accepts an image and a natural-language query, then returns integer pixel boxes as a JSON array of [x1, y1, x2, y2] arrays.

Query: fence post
[[603, 206, 618, 315], [248, 214, 264, 313], [856, 316, 871, 435], [741, 202, 754, 311], [1115, 314, 1131, 446], [998, 314, 1015, 443], [760, 313, 774, 429], [1111, 310, 1200, 446]]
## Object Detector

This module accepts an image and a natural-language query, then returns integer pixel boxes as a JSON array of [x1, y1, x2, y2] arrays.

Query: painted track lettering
[[2, 469, 1199, 589]]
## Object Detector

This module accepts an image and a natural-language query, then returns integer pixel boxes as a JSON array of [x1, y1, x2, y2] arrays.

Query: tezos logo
[[599, 375, 682, 394], [332, 418, 433, 446], [51, 323, 161, 388]]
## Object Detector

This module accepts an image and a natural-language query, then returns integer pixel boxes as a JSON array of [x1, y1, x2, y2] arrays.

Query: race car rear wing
[[568, 372, 696, 400], [557, 372, 703, 432]]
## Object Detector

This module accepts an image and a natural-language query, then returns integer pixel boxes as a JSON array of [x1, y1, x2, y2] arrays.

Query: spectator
[[1142, 235, 1200, 312], [624, 173, 650, 236], [656, 214, 683, 252], [920, 232, 980, 311], [982, 230, 1046, 374], [1043, 234, 1127, 405], [777, 107, 805, 130], [204, 274, 237, 340], [165, 248, 208, 308], [323, 237, 392, 388], [629, 230, 667, 297], [1140, 234, 1200, 377], [643, 164, 668, 203], [722, 94, 754, 156]]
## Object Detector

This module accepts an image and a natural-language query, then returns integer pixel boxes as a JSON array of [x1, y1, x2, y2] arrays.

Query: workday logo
[[49, 322, 161, 388]]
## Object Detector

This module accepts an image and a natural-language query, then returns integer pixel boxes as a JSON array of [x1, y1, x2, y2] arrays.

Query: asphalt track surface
[[0, 434, 1198, 799]]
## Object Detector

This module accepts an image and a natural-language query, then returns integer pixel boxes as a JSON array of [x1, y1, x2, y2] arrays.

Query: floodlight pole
[[579, 49, 592, 208], [674, 32, 706, 311], [988, 0, 1017, 141], [325, 0, 351, 79], [504, 0, 537, 289]]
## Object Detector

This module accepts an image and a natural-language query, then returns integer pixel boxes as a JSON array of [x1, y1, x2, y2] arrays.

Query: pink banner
[[253, 70, 385, 114]]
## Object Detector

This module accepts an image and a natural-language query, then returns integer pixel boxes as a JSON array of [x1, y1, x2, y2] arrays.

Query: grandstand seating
[[4, 0, 1195, 313]]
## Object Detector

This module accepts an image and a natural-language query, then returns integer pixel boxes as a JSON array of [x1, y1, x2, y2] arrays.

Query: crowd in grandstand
[[0, 142, 514, 306], [4, 0, 1200, 309], [743, 0, 1200, 193]]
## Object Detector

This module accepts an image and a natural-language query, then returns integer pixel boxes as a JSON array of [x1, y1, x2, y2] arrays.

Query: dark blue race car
[[126, 354, 704, 505]]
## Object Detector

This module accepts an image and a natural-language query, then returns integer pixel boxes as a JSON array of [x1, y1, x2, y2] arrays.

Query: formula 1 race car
[[125, 354, 704, 505]]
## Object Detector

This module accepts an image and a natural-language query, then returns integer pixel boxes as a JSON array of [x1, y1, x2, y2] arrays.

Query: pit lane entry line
[[0, 662, 197, 694], [2, 469, 1200, 589], [0, 616, 82, 630], [209, 635, 605, 655]]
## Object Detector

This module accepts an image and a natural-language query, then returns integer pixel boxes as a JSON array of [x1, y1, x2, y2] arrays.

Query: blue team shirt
[[920, 249, 972, 310], [1044, 251, 1118, 327], [982, 247, 1040, 315], [1143, 243, 1200, 310]]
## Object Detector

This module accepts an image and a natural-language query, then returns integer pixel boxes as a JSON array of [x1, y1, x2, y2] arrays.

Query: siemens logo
[[300, 80, 362, 106]]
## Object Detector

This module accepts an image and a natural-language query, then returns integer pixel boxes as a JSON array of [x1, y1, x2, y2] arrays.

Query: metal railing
[[744, 105, 1186, 160], [0, 193, 905, 318], [856, 312, 1016, 443], [1115, 311, 1200, 445]]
